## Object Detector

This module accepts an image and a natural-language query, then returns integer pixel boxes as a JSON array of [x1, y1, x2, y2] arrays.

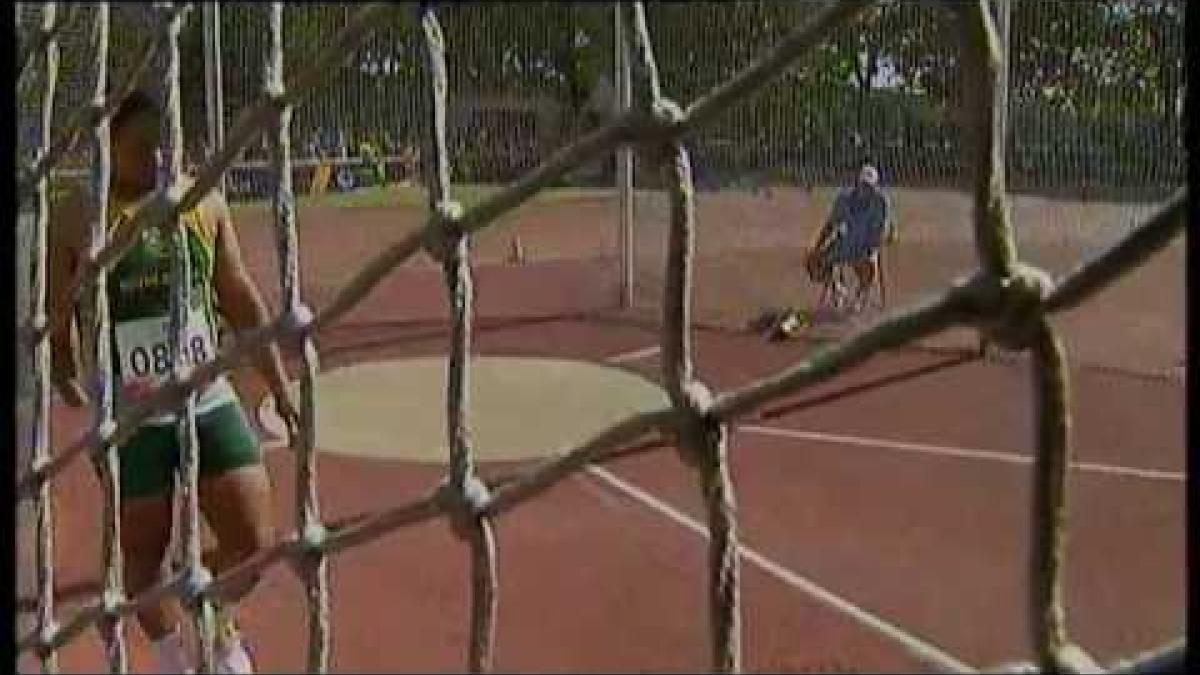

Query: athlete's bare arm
[[209, 191, 301, 433], [47, 191, 88, 407]]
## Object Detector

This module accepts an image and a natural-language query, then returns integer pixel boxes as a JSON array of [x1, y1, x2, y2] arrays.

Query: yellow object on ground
[[309, 162, 332, 196]]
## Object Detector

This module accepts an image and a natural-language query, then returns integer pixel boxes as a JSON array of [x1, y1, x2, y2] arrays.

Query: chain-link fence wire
[[217, 3, 617, 189], [208, 2, 624, 324], [625, 0, 1184, 378], [15, 1, 1186, 673], [635, 1, 1184, 195], [27, 1, 1181, 198], [208, 1, 1185, 199], [17, 3, 211, 183]]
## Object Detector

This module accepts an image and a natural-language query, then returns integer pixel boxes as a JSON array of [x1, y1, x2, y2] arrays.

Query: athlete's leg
[[198, 463, 274, 604], [200, 463, 272, 673], [121, 495, 189, 639], [852, 257, 877, 311], [118, 424, 194, 672], [874, 250, 887, 308], [815, 274, 830, 311], [196, 403, 274, 673], [830, 264, 850, 311], [196, 403, 274, 592]]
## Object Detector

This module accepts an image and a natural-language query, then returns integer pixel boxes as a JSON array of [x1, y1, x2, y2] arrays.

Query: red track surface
[[29, 307, 1183, 673], [22, 187, 1183, 673]]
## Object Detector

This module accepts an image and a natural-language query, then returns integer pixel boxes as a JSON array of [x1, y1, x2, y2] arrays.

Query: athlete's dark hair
[[111, 89, 161, 137]]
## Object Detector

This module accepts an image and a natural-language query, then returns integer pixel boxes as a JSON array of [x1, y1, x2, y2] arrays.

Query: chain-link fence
[[640, 1, 1184, 197], [21, 1, 1185, 197], [18, 3, 211, 176], [205, 1, 1187, 199], [213, 3, 619, 201]]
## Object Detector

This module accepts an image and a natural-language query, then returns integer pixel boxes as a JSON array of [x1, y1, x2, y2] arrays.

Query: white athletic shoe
[[214, 606, 256, 674], [215, 636, 255, 675], [207, 598, 256, 672]]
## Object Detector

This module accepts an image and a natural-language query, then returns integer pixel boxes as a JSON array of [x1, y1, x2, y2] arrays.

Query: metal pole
[[212, 2, 225, 158], [615, 3, 634, 309], [202, 2, 226, 194], [202, 3, 214, 154]]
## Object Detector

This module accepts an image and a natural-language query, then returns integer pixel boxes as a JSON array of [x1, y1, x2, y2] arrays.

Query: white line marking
[[584, 465, 974, 674], [585, 343, 1171, 671], [597, 347, 1182, 483], [606, 345, 661, 365], [739, 425, 1185, 483]]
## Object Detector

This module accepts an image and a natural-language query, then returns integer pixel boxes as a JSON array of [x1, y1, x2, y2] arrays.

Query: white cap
[[859, 165, 879, 186]]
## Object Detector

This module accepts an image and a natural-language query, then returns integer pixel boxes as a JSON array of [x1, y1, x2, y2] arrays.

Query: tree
[[1010, 0, 1184, 116]]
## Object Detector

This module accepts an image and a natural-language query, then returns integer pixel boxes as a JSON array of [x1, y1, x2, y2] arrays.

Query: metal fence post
[[202, 1, 226, 194], [615, 3, 635, 309]]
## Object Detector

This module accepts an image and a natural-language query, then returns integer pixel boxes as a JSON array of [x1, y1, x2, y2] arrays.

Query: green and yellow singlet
[[107, 187, 238, 425]]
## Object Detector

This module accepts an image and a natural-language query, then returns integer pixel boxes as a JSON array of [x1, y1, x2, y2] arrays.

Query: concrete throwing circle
[[295, 356, 669, 463]]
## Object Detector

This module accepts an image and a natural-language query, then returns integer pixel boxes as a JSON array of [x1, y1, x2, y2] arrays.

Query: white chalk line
[[584, 465, 974, 674], [583, 342, 1175, 673], [599, 343, 1182, 483], [593, 345, 974, 672], [605, 344, 662, 365], [738, 425, 1184, 483]]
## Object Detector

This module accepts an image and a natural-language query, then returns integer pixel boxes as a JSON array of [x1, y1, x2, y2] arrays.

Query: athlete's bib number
[[115, 313, 216, 386]]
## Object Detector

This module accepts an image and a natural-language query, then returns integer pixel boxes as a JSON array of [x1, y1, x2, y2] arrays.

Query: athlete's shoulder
[[182, 175, 230, 221], [172, 175, 227, 247]]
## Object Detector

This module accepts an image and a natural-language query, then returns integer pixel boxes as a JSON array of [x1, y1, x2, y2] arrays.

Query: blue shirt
[[827, 185, 889, 263]]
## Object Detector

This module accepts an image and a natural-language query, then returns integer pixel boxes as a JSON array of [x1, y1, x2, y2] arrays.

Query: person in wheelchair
[[806, 164, 893, 315]]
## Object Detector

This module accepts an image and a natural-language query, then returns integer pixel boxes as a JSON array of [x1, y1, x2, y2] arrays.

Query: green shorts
[[115, 402, 263, 501]]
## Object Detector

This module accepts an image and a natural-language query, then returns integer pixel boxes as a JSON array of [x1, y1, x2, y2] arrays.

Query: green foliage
[[24, 1, 1184, 200]]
